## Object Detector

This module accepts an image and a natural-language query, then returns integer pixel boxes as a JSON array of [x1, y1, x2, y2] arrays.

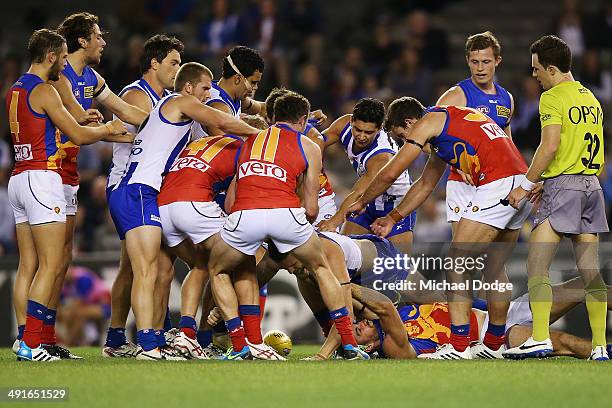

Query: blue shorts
[[108, 183, 162, 240], [347, 202, 416, 237], [349, 234, 409, 285]]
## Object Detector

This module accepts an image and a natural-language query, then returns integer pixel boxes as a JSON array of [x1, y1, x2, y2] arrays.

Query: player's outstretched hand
[[106, 119, 129, 135], [80, 108, 104, 125], [507, 186, 528, 209], [207, 307, 222, 326], [457, 169, 475, 186], [371, 216, 394, 238]]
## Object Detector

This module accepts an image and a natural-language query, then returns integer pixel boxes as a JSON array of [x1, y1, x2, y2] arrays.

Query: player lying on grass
[[341, 279, 612, 360]]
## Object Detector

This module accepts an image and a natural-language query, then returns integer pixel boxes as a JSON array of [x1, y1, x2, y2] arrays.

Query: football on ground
[[263, 330, 292, 356]]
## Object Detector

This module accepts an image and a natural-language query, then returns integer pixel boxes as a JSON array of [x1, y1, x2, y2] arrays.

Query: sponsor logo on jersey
[[238, 160, 287, 182], [169, 156, 211, 173], [84, 86, 94, 99], [14, 144, 33, 161], [541, 113, 552, 122], [496, 105, 511, 118], [480, 122, 507, 140], [150, 214, 162, 223], [73, 89, 80, 99]]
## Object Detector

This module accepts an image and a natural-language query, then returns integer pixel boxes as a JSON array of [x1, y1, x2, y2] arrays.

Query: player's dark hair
[[384, 97, 426, 131], [352, 98, 385, 128], [28, 29, 66, 64], [265, 87, 290, 123], [222, 46, 265, 79], [530, 35, 572, 73], [140, 34, 184, 74], [174, 62, 213, 92], [57, 12, 100, 53], [274, 91, 310, 124], [465, 31, 501, 58]]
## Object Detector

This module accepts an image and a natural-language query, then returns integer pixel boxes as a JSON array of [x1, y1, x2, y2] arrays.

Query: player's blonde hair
[[465, 31, 501, 58], [174, 62, 213, 92]]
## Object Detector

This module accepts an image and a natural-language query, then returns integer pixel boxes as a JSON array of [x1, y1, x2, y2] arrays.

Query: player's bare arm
[[300, 136, 323, 222], [507, 123, 560, 208], [51, 74, 103, 124], [92, 70, 148, 126], [321, 114, 351, 149], [347, 112, 445, 215], [319, 152, 393, 232], [205, 101, 234, 136], [351, 284, 414, 359], [180, 96, 259, 137], [436, 85, 467, 106], [242, 97, 266, 115], [34, 83, 127, 145], [372, 154, 447, 238]]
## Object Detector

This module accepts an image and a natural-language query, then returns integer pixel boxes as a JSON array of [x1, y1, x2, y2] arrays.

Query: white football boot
[[135, 346, 186, 361], [470, 341, 506, 359], [588, 346, 610, 361], [418, 343, 472, 360], [102, 342, 138, 358], [173, 332, 208, 360], [16, 341, 60, 362], [248, 342, 287, 361], [503, 337, 553, 360]]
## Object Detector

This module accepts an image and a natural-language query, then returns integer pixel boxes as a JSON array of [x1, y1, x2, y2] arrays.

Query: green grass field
[[1, 346, 611, 407]]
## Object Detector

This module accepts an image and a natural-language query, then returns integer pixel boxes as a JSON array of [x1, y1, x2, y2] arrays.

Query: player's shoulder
[[436, 85, 466, 105]]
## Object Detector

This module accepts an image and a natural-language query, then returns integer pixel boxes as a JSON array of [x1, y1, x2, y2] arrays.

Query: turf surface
[[0, 346, 611, 407]]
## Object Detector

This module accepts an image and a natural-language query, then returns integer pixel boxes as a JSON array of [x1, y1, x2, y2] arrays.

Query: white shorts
[[480, 293, 532, 340], [8, 170, 66, 225], [460, 175, 532, 230], [63, 184, 79, 216], [159, 201, 225, 247], [221, 208, 314, 256], [446, 180, 476, 222], [314, 193, 337, 226]]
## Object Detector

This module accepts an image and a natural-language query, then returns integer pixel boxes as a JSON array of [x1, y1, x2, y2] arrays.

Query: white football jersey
[[340, 122, 411, 210], [107, 78, 171, 188], [116, 93, 192, 191], [318, 231, 363, 272], [191, 80, 242, 139]]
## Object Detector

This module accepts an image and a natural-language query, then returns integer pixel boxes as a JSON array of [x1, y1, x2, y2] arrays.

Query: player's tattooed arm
[[206, 101, 234, 136], [242, 97, 266, 115], [321, 114, 351, 149], [347, 112, 444, 216], [301, 137, 323, 223], [371, 154, 447, 238], [319, 153, 392, 232], [51, 74, 103, 125]]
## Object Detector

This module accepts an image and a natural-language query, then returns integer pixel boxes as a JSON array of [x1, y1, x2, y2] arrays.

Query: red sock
[[483, 332, 505, 351], [333, 315, 357, 347], [449, 333, 470, 352], [241, 315, 263, 344], [180, 327, 196, 339], [228, 327, 248, 351], [23, 315, 44, 349], [259, 295, 267, 323], [41, 324, 56, 345]]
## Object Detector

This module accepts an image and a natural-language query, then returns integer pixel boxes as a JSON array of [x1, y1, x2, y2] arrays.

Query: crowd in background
[[1, 0, 612, 256]]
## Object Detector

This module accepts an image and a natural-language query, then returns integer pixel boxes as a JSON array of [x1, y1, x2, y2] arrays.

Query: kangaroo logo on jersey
[[238, 160, 287, 182]]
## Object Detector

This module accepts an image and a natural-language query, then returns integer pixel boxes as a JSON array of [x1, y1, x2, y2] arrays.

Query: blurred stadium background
[[0, 0, 611, 346]]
